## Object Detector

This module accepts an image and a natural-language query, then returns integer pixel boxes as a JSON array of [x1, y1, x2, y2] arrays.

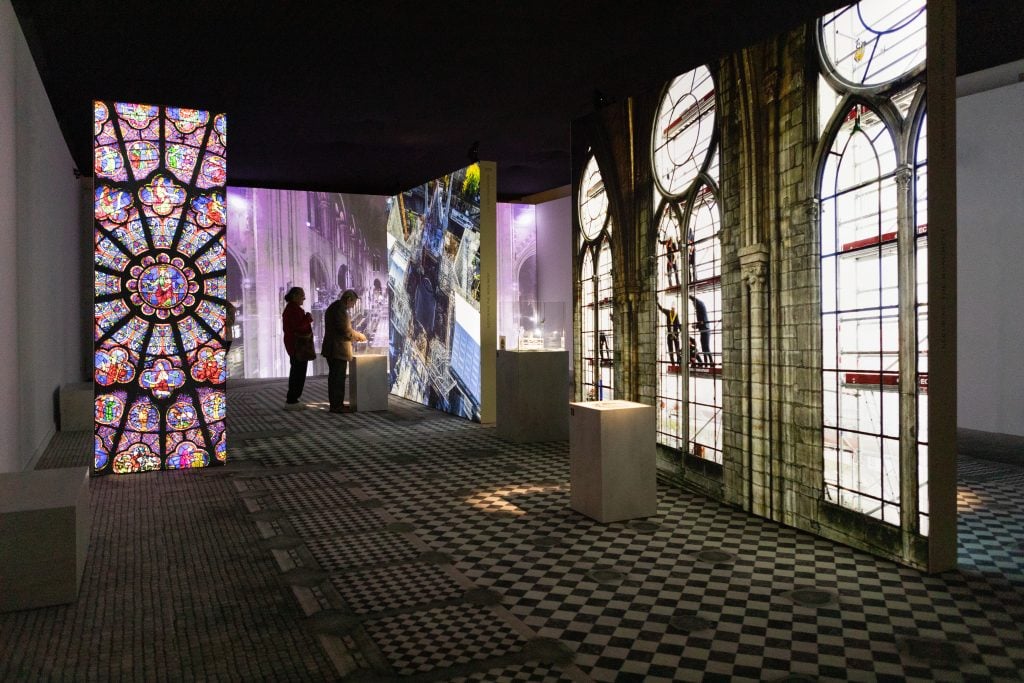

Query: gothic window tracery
[[817, 0, 928, 531], [652, 66, 722, 463], [578, 155, 614, 400]]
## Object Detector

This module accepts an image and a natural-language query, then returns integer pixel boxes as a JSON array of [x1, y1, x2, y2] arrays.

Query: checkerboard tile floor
[[8, 375, 1023, 682], [364, 604, 529, 676]]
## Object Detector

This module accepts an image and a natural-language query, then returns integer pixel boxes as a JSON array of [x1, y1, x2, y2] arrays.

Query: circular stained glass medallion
[[139, 264, 188, 309]]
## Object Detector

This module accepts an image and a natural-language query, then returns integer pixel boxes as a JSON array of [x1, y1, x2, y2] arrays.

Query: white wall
[[536, 195, 573, 376], [957, 78, 1024, 437], [0, 0, 87, 471], [0, 1, 20, 471]]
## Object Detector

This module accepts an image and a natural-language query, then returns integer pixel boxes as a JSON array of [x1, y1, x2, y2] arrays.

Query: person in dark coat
[[282, 287, 313, 408], [689, 294, 712, 366], [322, 289, 367, 413]]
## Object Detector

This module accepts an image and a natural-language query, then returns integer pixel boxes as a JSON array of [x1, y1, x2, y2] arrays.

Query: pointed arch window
[[817, 0, 928, 531], [578, 155, 614, 400], [652, 66, 722, 463]]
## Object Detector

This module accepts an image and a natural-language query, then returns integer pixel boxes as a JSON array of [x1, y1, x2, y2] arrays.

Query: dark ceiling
[[12, 1, 1023, 201]]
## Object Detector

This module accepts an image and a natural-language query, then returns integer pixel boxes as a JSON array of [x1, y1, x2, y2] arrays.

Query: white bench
[[0, 467, 91, 612]]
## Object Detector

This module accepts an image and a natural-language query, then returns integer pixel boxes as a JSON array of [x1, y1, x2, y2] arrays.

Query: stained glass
[[94, 100, 227, 475], [96, 235, 131, 271], [110, 216, 150, 256], [197, 154, 227, 188], [177, 315, 210, 351], [127, 397, 160, 432], [203, 275, 226, 300], [195, 240, 226, 273], [110, 317, 149, 351], [95, 300, 130, 333], [94, 392, 125, 426], [126, 140, 160, 180], [94, 145, 127, 182], [176, 221, 213, 256], [166, 397, 200, 431], [147, 323, 179, 356], [166, 144, 200, 183], [95, 272, 122, 297], [150, 217, 178, 249], [95, 345, 136, 386]]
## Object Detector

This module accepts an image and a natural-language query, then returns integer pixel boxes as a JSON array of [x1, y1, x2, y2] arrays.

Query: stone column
[[895, 164, 920, 546], [739, 244, 770, 516]]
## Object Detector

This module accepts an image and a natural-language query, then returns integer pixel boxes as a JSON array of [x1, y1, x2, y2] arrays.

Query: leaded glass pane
[[579, 156, 608, 241], [820, 1, 926, 89], [652, 66, 716, 198], [94, 101, 228, 475]]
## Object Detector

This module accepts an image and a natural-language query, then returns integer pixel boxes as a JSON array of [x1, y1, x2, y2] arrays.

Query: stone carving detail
[[742, 261, 769, 288], [894, 165, 914, 189], [763, 69, 779, 103]]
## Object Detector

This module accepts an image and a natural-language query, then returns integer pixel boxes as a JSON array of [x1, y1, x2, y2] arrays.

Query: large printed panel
[[387, 164, 484, 420], [94, 101, 227, 475], [224, 188, 389, 380]]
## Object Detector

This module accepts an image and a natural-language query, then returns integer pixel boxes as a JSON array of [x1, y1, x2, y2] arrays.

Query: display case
[[498, 300, 566, 351]]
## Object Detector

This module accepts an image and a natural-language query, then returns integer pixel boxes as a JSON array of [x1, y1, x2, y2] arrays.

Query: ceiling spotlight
[[593, 89, 612, 110]]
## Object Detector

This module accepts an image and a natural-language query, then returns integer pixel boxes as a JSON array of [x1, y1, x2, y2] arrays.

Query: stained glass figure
[[93, 100, 227, 475]]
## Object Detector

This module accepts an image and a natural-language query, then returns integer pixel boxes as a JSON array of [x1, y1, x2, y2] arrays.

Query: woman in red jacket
[[282, 286, 313, 409]]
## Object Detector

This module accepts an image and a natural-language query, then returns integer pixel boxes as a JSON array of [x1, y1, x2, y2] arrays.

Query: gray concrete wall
[[956, 79, 1024, 437]]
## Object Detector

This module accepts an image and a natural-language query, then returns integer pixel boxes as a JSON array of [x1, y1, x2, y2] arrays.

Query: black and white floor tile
[[219, 378, 1024, 681], [17, 376, 1022, 682]]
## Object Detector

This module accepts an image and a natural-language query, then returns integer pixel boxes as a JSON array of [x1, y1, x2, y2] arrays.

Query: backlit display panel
[[93, 101, 227, 474], [387, 164, 483, 420]]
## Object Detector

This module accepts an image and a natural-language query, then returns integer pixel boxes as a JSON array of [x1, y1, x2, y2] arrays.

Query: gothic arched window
[[817, 0, 929, 532], [578, 155, 614, 400], [651, 66, 722, 463]]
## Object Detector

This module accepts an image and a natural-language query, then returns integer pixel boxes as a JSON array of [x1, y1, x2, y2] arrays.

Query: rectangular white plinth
[[0, 467, 91, 612], [569, 400, 657, 523], [496, 350, 569, 443], [60, 382, 93, 431], [351, 354, 389, 411]]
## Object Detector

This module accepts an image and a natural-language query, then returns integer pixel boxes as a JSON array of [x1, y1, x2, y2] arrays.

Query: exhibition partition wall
[[224, 188, 389, 379], [496, 202, 569, 352], [570, 0, 956, 571], [387, 162, 497, 423], [93, 102, 228, 474]]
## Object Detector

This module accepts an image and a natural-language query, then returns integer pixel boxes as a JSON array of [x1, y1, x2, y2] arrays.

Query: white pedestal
[[569, 400, 657, 523], [59, 382, 93, 431], [0, 467, 91, 612], [350, 354, 389, 411], [496, 350, 569, 443]]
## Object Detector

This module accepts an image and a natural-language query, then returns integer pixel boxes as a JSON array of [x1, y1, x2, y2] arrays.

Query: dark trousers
[[666, 333, 681, 366], [327, 358, 349, 410], [286, 356, 308, 403], [698, 328, 712, 366]]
